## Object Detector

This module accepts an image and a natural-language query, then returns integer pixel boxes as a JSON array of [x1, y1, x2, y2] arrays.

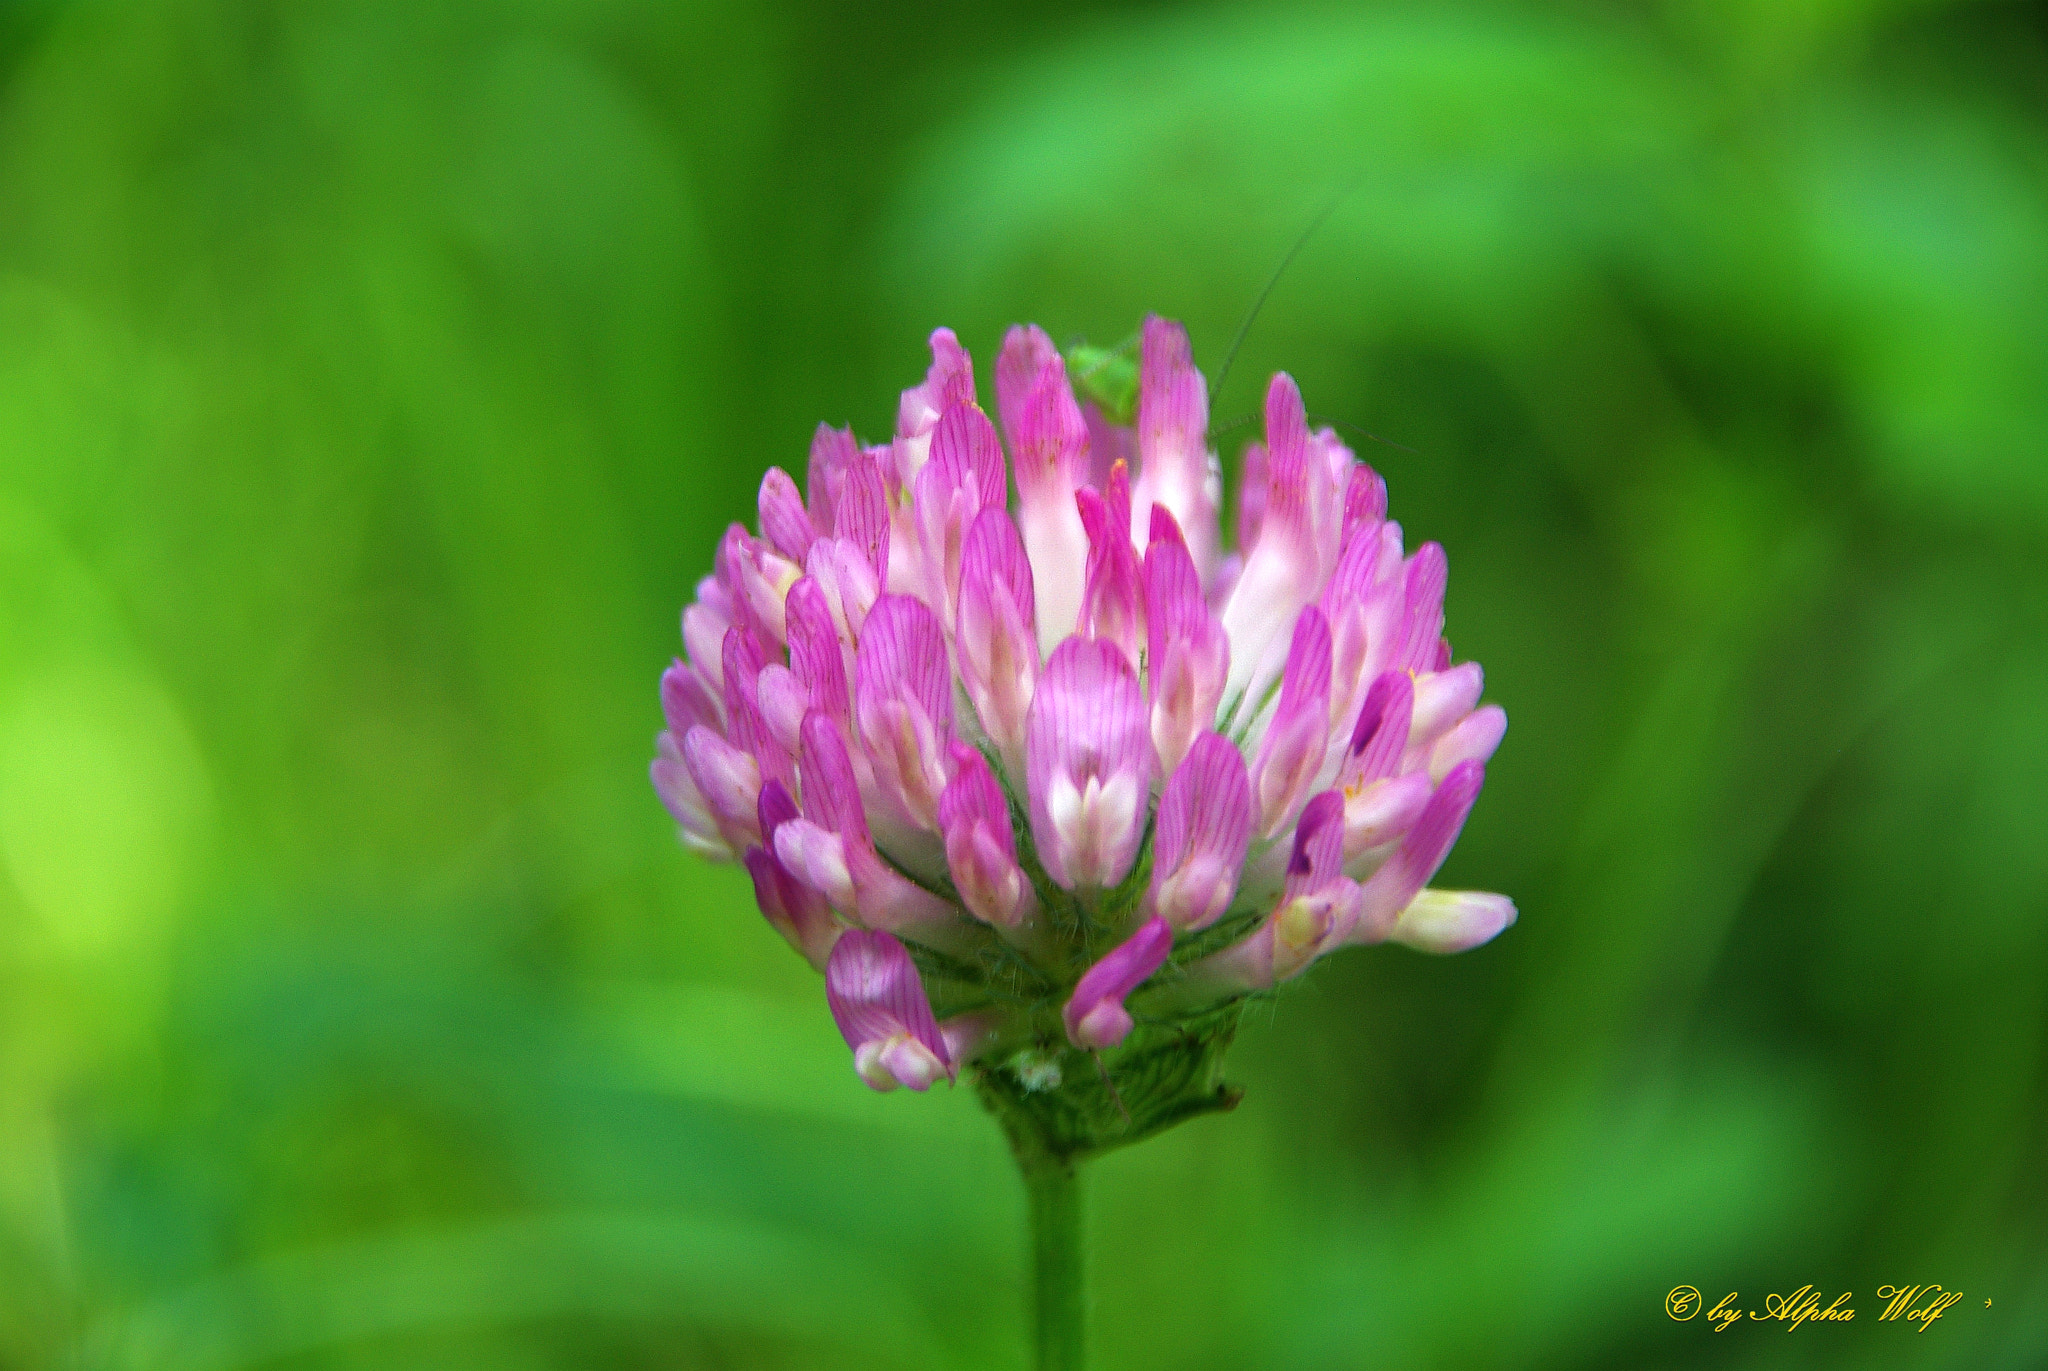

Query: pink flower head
[[654, 320, 1511, 1099]]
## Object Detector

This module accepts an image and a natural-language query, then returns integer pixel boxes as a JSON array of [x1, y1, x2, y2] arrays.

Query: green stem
[[1020, 1146, 1084, 1371]]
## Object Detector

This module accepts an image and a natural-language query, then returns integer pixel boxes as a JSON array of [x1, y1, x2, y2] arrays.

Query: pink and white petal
[[913, 403, 1007, 621], [1429, 704, 1506, 782], [1343, 463, 1387, 537], [661, 658, 723, 738], [1397, 542, 1449, 675], [896, 328, 976, 445], [1385, 889, 1517, 955], [1132, 316, 1220, 583], [803, 537, 881, 647], [1025, 636, 1151, 889], [1076, 463, 1145, 668], [938, 742, 1035, 928], [854, 595, 956, 831], [1340, 770, 1433, 864], [1248, 606, 1335, 837], [956, 508, 1040, 769], [1353, 761, 1487, 942], [1148, 732, 1252, 930], [652, 731, 731, 860], [753, 664, 809, 757], [997, 325, 1091, 651], [834, 450, 893, 582], [1405, 663, 1486, 776], [1144, 508, 1230, 774], [1235, 441, 1269, 554], [827, 929, 954, 1091], [1220, 376, 1344, 710], [681, 723, 763, 853]]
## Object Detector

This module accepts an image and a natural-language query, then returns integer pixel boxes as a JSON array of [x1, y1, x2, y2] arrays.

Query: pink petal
[[926, 401, 1008, 510], [1248, 606, 1334, 838], [938, 741, 1034, 928], [1144, 507, 1230, 775], [1235, 441, 1269, 553], [853, 595, 955, 831], [1025, 636, 1150, 890], [1076, 461, 1144, 668], [802, 536, 880, 645], [834, 450, 892, 582], [774, 817, 856, 913], [794, 710, 867, 842], [896, 328, 976, 447], [792, 712, 955, 930], [1063, 915, 1173, 1050], [955, 508, 1040, 770], [997, 324, 1091, 651], [1429, 704, 1506, 782], [757, 466, 817, 564], [660, 659, 722, 738], [784, 577, 851, 726], [1219, 375, 1345, 708], [1282, 790, 1351, 896], [681, 723, 762, 853], [1189, 789, 1357, 990], [682, 587, 733, 695], [913, 403, 1006, 624], [1132, 315, 1219, 583], [1148, 732, 1252, 931], [651, 730, 729, 859], [1397, 542, 1448, 675], [826, 929, 954, 1092], [718, 523, 800, 649], [1266, 790, 1364, 979], [1319, 526, 1397, 743], [1341, 670, 1415, 790], [1408, 661, 1485, 756], [721, 625, 795, 791], [1344, 462, 1387, 536], [805, 423, 859, 534], [1341, 770, 1432, 863], [753, 664, 808, 757], [745, 780, 839, 969], [1353, 760, 1487, 943]]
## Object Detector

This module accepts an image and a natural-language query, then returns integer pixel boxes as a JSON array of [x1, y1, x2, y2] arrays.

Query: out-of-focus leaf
[[83, 1211, 956, 1371]]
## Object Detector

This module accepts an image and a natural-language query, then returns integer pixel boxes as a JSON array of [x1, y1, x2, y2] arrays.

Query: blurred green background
[[1, 0, 2045, 1367]]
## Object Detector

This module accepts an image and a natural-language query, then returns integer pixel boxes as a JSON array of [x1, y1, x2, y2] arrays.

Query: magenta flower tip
[[1064, 916, 1174, 1050]]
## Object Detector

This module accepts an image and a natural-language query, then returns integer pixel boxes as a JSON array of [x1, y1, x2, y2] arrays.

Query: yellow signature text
[[1877, 1285, 1964, 1331], [1669, 1283, 1971, 1332]]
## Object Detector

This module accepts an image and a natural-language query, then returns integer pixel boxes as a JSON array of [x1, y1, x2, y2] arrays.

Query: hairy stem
[[1019, 1146, 1084, 1371]]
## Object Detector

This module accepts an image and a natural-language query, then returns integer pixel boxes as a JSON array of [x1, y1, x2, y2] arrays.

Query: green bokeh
[[1, 1, 2044, 1366]]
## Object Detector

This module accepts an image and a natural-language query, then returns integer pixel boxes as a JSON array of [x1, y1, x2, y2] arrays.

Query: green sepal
[[1065, 343, 1139, 427], [975, 1001, 1245, 1165]]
